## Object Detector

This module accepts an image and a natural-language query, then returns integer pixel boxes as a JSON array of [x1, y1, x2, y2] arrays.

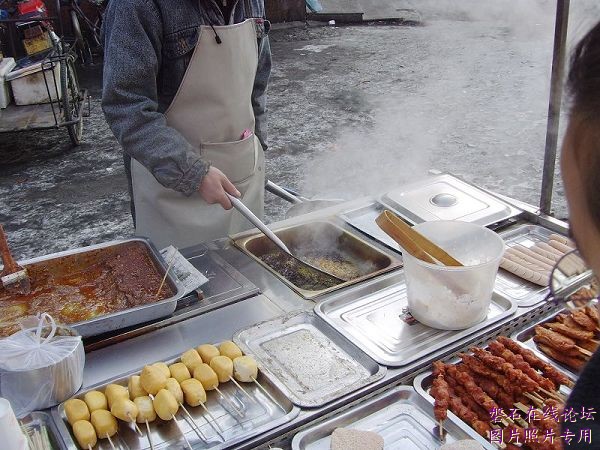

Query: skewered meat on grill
[[445, 364, 500, 412], [487, 341, 556, 392], [445, 392, 491, 438], [497, 336, 571, 386], [431, 375, 449, 422], [533, 326, 580, 357], [544, 321, 594, 340], [471, 347, 538, 392], [537, 344, 586, 371], [572, 309, 597, 331], [445, 369, 490, 421], [459, 353, 518, 395]]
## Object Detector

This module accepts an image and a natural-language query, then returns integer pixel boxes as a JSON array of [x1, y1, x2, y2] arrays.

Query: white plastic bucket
[[403, 220, 505, 330]]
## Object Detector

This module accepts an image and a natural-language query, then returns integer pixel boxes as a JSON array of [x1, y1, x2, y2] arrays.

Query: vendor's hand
[[198, 167, 241, 209]]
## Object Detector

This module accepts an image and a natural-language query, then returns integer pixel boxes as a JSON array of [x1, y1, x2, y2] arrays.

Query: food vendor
[[101, 0, 271, 249], [559, 20, 600, 448]]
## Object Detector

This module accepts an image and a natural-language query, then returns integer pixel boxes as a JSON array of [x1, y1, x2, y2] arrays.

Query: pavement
[[1, 0, 599, 260]]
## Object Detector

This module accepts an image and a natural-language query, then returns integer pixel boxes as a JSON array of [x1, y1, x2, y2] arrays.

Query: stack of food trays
[[513, 301, 599, 376], [52, 341, 299, 449], [414, 337, 575, 450]]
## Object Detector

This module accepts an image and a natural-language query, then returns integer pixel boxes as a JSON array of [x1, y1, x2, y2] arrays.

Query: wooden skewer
[[155, 253, 177, 297], [229, 377, 257, 403], [88, 446, 92, 450], [514, 402, 529, 414], [438, 419, 444, 441], [199, 402, 226, 438], [106, 434, 117, 450], [578, 346, 593, 357], [145, 420, 155, 450], [215, 386, 244, 417], [523, 392, 544, 408], [171, 415, 193, 450], [538, 388, 566, 402], [251, 377, 286, 412], [127, 414, 144, 436], [179, 403, 208, 443]]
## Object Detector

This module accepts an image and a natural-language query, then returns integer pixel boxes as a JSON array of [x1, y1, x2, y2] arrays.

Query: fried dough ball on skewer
[[152, 362, 171, 378], [90, 409, 118, 439], [233, 356, 258, 382], [193, 363, 219, 391], [181, 348, 203, 372], [219, 341, 242, 360], [111, 398, 139, 423], [197, 344, 220, 364], [128, 375, 148, 400], [169, 362, 191, 384], [140, 365, 167, 395], [104, 384, 129, 409], [210, 356, 234, 383], [133, 396, 157, 423], [64, 399, 90, 425], [72, 419, 97, 449], [180, 378, 207, 407], [152, 389, 179, 420], [83, 391, 107, 413], [165, 378, 184, 404]]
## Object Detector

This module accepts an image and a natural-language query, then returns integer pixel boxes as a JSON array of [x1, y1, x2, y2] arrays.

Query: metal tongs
[[375, 210, 463, 267], [227, 194, 345, 282]]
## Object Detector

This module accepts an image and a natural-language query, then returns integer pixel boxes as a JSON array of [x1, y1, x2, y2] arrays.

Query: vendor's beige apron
[[131, 19, 264, 249]]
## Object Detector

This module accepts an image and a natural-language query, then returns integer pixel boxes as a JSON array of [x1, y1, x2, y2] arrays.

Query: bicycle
[[61, 0, 106, 64]]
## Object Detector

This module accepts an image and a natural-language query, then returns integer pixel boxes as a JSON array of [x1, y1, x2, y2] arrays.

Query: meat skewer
[[548, 239, 575, 255], [585, 304, 600, 324], [537, 343, 586, 372], [446, 369, 490, 422], [471, 347, 539, 392], [533, 326, 592, 357], [544, 321, 594, 341], [496, 337, 573, 387], [487, 340, 557, 392], [459, 353, 520, 396], [431, 374, 449, 440], [572, 309, 598, 332], [445, 364, 500, 413]]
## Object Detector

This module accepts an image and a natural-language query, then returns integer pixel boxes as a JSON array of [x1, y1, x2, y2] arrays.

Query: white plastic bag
[[0, 314, 84, 417]]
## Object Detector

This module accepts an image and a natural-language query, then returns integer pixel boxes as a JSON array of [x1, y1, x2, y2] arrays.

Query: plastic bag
[[0, 314, 84, 418]]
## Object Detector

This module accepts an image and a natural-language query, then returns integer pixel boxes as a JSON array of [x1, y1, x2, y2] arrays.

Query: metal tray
[[233, 311, 386, 408], [339, 202, 408, 253], [20, 411, 64, 450], [380, 174, 519, 227], [291, 386, 485, 449], [511, 307, 589, 380], [2, 238, 184, 338], [495, 224, 560, 307], [232, 220, 401, 300], [314, 273, 517, 367], [52, 351, 299, 449]]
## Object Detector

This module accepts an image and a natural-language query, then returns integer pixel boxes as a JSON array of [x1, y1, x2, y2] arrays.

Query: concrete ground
[[1, 0, 599, 260]]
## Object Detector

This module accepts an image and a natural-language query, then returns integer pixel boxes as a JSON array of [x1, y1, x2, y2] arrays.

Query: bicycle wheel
[[61, 56, 83, 146]]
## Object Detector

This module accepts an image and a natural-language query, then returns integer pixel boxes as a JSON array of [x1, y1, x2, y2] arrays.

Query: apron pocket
[[200, 133, 257, 184]]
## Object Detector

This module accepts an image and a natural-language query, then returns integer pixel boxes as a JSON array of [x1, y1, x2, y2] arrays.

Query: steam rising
[[299, 0, 600, 216]]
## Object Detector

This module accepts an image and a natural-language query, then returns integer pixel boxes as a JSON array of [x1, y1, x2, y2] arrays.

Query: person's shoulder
[[107, 0, 159, 15]]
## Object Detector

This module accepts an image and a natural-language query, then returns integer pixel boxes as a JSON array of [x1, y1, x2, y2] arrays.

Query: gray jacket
[[101, 0, 271, 196]]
